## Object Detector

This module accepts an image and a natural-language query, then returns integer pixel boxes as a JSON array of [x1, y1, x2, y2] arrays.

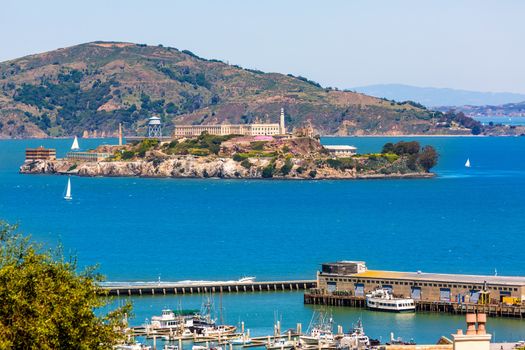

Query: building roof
[[326, 269, 525, 286], [324, 145, 357, 150]]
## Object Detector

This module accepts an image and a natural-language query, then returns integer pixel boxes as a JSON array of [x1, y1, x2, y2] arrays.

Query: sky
[[2, 0, 525, 93]]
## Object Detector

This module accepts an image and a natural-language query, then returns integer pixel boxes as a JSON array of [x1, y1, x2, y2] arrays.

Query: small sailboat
[[71, 136, 80, 151], [64, 177, 72, 200], [465, 158, 471, 168]]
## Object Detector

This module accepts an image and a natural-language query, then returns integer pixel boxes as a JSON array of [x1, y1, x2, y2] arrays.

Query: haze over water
[[1, 136, 525, 343]]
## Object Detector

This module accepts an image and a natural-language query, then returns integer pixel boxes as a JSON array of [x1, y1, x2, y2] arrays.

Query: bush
[[240, 159, 252, 169], [262, 164, 275, 178], [233, 153, 248, 162], [326, 157, 354, 170], [309, 170, 317, 178], [250, 141, 266, 151], [418, 145, 438, 171], [280, 158, 293, 175], [121, 150, 135, 160]]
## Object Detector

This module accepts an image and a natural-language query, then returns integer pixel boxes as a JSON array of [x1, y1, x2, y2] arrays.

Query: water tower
[[147, 116, 162, 138]]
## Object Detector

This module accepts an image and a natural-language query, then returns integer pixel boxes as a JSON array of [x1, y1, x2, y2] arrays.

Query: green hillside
[[0, 41, 473, 138]]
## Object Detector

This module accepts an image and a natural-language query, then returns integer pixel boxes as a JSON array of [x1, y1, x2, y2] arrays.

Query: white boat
[[192, 345, 222, 350], [71, 136, 80, 150], [150, 309, 182, 329], [366, 288, 415, 312], [465, 158, 471, 168], [338, 319, 371, 350], [265, 338, 295, 350], [300, 311, 335, 345], [163, 346, 179, 350], [230, 336, 252, 345], [114, 343, 151, 350], [64, 177, 72, 200], [238, 276, 256, 283]]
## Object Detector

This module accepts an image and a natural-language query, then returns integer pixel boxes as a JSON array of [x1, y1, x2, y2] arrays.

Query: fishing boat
[[300, 311, 335, 345], [265, 338, 295, 350], [386, 332, 416, 346], [366, 288, 415, 312], [337, 319, 370, 350], [465, 158, 471, 168], [64, 177, 72, 200], [71, 136, 80, 150], [115, 343, 151, 350]]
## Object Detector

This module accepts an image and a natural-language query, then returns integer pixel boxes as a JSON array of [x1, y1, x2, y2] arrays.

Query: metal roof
[[324, 269, 525, 286]]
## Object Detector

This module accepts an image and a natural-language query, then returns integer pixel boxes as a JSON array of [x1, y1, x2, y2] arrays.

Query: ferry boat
[[365, 288, 415, 312]]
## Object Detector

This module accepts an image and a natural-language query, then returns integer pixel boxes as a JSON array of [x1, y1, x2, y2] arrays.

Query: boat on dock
[[365, 288, 415, 312], [337, 319, 371, 350], [300, 311, 335, 346]]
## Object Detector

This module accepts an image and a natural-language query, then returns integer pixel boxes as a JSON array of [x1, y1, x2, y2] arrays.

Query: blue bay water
[[1, 136, 525, 343]]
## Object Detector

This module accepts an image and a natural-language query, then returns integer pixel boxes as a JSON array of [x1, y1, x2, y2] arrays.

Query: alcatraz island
[[20, 110, 438, 180]]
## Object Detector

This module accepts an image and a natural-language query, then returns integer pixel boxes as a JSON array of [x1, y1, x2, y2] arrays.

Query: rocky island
[[20, 135, 438, 180]]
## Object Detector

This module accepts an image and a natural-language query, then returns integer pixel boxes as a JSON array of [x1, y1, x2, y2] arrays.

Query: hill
[[0, 42, 498, 138], [436, 101, 525, 118], [352, 84, 525, 108]]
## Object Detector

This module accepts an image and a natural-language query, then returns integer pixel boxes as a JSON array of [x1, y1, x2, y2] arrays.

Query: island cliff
[[20, 135, 437, 180]]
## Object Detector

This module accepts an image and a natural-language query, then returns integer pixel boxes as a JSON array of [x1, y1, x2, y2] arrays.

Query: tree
[[382, 142, 394, 154], [418, 145, 438, 171], [0, 222, 131, 349]]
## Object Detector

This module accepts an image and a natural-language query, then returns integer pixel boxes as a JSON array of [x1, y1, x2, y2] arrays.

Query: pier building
[[316, 261, 525, 303], [25, 146, 56, 160], [173, 109, 287, 137]]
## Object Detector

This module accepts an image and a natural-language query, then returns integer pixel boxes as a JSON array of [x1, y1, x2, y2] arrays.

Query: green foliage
[[326, 157, 355, 170], [296, 166, 305, 174], [262, 163, 275, 178], [233, 153, 247, 162], [167, 133, 232, 156], [279, 158, 293, 175], [391, 141, 420, 155], [136, 138, 159, 157], [418, 145, 438, 171], [240, 159, 252, 169], [382, 153, 399, 163], [121, 150, 135, 160], [308, 170, 317, 178], [250, 141, 266, 151], [0, 222, 131, 349]]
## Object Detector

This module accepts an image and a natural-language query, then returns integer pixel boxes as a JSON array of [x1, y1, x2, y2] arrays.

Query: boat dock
[[303, 293, 525, 318], [308, 260, 525, 318], [101, 279, 317, 296]]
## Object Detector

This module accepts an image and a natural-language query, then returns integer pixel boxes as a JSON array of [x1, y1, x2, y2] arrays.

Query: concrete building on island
[[173, 108, 287, 137]]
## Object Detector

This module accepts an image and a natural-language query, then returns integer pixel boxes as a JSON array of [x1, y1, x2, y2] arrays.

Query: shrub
[[280, 158, 293, 175], [250, 141, 266, 151], [240, 159, 252, 169], [308, 170, 317, 178], [418, 145, 438, 171], [262, 164, 275, 178], [121, 150, 135, 160], [233, 153, 248, 162]]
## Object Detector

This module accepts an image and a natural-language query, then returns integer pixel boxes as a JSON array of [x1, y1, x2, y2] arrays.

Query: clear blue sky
[[3, 0, 524, 93]]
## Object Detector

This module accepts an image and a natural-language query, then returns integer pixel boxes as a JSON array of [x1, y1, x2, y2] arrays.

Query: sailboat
[[64, 177, 72, 200], [71, 136, 80, 151], [465, 158, 471, 168]]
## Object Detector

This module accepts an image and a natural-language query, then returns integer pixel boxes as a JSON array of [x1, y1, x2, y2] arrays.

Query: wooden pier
[[101, 280, 317, 296], [303, 293, 525, 318]]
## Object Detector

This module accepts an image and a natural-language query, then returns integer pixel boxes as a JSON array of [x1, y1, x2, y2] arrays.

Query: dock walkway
[[101, 280, 317, 296]]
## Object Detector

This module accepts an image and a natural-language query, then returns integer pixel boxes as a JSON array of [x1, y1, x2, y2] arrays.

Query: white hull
[[366, 297, 415, 312]]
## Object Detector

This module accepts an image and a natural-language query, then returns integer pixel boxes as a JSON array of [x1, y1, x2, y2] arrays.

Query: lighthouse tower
[[279, 108, 286, 134]]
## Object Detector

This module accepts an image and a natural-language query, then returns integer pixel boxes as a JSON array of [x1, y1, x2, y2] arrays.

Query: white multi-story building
[[173, 109, 286, 137]]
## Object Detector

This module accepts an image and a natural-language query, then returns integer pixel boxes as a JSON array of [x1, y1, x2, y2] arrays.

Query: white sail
[[465, 158, 471, 168], [71, 136, 80, 150], [64, 177, 72, 200]]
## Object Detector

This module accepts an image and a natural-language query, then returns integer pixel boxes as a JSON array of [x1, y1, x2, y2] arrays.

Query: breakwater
[[101, 280, 317, 296]]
